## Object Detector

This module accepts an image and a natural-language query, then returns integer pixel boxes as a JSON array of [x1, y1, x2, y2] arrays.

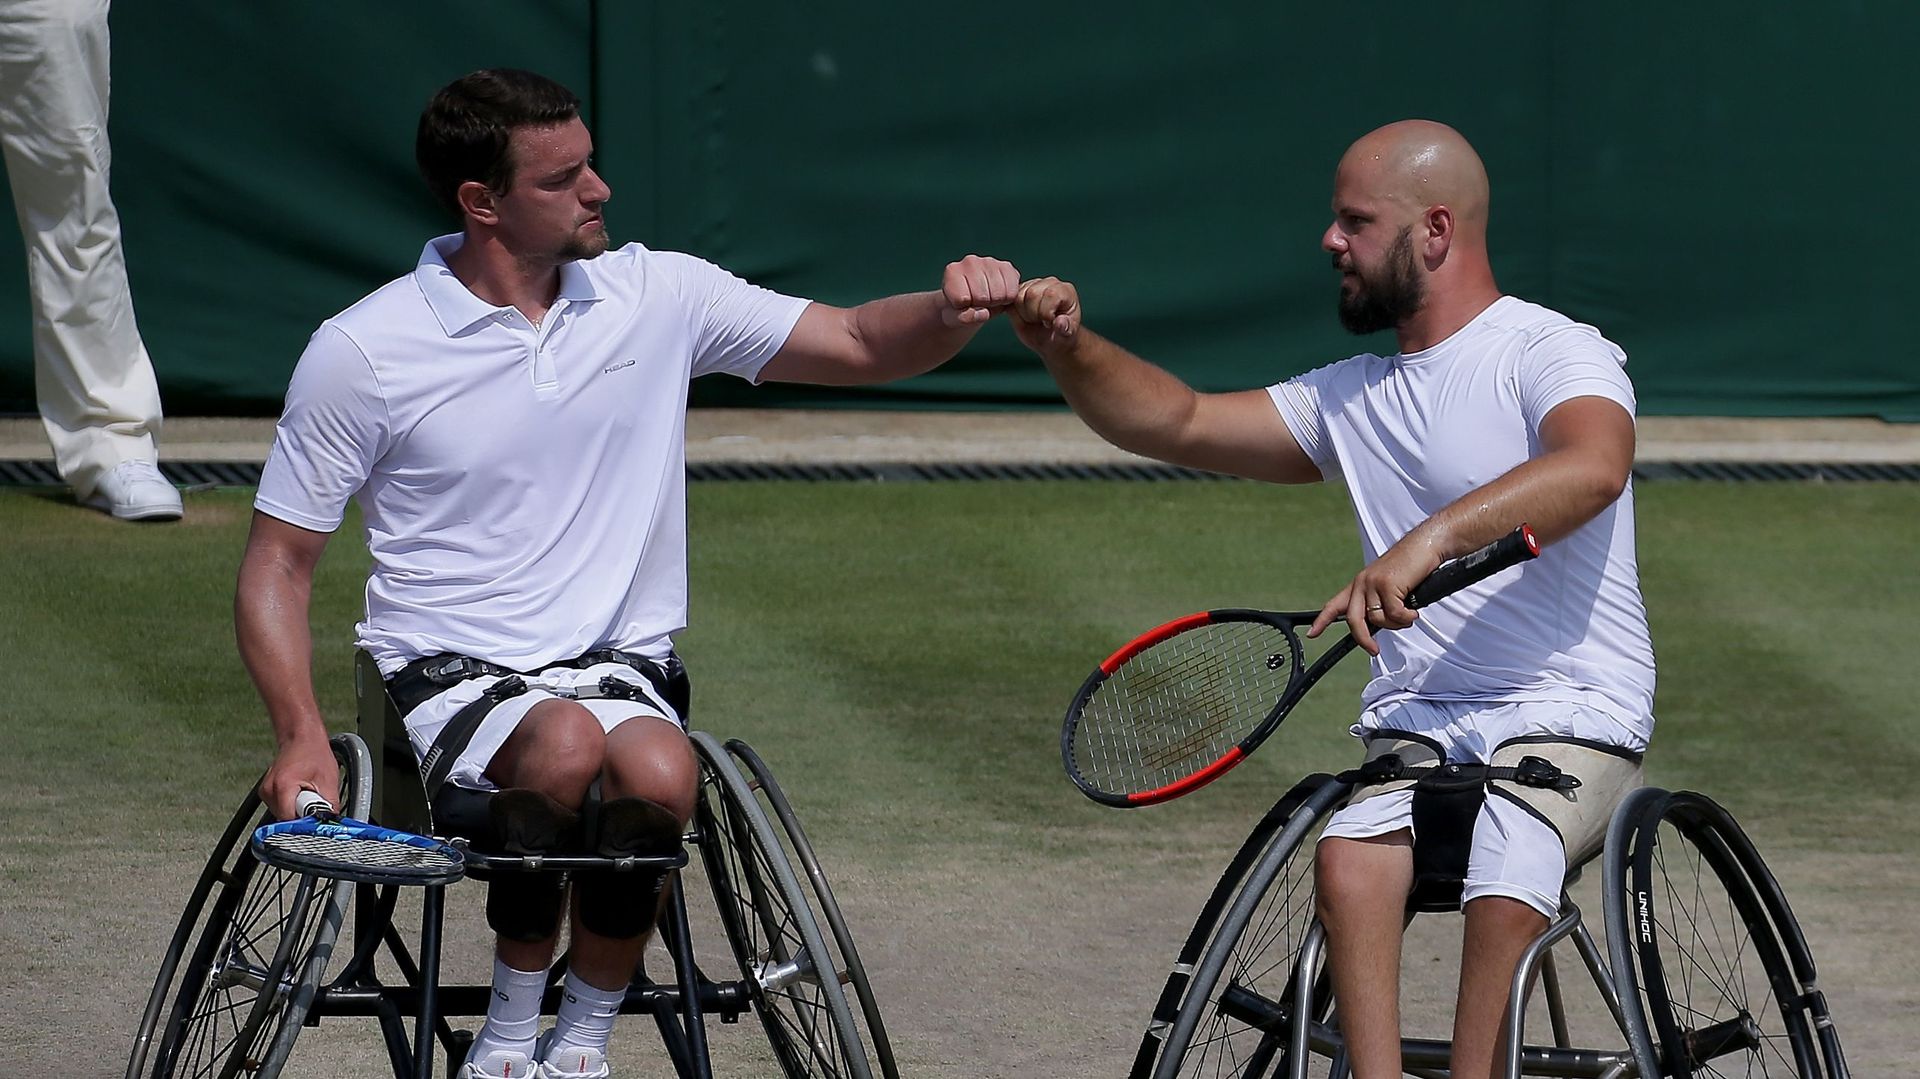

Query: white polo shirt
[[1268, 296, 1656, 740], [257, 235, 810, 675]]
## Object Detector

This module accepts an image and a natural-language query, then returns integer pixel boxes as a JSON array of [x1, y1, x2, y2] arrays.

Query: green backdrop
[[1, 2, 1911, 419]]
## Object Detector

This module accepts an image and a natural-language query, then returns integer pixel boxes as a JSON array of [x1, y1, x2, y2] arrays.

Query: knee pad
[[487, 872, 568, 943], [576, 797, 682, 940], [486, 788, 582, 854], [480, 788, 581, 943]]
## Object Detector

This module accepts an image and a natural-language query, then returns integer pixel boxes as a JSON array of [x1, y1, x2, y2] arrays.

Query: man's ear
[[1423, 205, 1454, 266], [457, 180, 499, 226]]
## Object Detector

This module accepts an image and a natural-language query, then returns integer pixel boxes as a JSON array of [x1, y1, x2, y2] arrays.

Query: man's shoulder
[[324, 270, 433, 342], [1481, 296, 1617, 353]]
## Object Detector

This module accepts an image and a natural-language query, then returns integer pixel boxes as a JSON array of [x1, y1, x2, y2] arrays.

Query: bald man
[[1012, 120, 1654, 1079]]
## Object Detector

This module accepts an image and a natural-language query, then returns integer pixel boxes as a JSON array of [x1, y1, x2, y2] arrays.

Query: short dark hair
[[416, 69, 581, 218]]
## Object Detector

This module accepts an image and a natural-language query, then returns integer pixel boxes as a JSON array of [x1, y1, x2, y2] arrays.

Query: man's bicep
[[755, 302, 865, 385], [1181, 389, 1324, 484], [1539, 395, 1636, 478], [241, 510, 334, 581]]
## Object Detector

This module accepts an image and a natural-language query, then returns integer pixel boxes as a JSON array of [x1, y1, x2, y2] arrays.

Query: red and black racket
[[1062, 525, 1540, 807]]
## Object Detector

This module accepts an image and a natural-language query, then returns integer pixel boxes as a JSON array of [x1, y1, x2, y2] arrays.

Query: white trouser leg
[[0, 0, 163, 499]]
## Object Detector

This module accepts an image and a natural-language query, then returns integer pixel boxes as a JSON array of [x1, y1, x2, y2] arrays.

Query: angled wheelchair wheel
[[126, 733, 373, 1079], [1604, 787, 1847, 1079], [1146, 775, 1351, 1079], [689, 732, 876, 1079], [724, 739, 899, 1079]]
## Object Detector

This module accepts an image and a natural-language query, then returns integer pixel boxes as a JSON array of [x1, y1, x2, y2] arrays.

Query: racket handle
[[295, 789, 336, 819], [1406, 525, 1540, 609]]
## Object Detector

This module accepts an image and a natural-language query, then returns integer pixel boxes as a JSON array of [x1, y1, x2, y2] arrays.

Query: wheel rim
[[1160, 782, 1344, 1078], [693, 739, 870, 1078], [136, 734, 368, 1079], [725, 739, 898, 1079], [152, 853, 326, 1078], [1628, 803, 1819, 1077]]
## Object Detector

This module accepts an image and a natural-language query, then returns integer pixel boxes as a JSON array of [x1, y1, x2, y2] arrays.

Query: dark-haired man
[[1010, 120, 1654, 1079], [235, 68, 1021, 1079]]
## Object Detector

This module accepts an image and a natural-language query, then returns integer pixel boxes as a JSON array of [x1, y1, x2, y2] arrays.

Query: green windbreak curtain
[[1, 3, 1911, 418]]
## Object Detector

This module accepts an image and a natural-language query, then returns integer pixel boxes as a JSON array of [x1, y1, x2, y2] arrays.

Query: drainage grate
[[1630, 461, 1920, 483], [1, 458, 1918, 488], [685, 461, 1238, 483]]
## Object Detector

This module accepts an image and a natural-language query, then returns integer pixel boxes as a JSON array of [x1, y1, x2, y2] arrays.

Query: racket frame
[[250, 816, 467, 887], [1062, 525, 1540, 806]]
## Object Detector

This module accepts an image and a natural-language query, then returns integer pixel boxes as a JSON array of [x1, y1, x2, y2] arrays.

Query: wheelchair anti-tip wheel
[[1604, 787, 1848, 1079], [1138, 774, 1349, 1079], [126, 733, 373, 1079], [689, 731, 878, 1079]]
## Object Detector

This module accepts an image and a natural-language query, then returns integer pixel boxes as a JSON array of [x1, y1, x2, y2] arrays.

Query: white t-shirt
[[257, 235, 810, 675], [1268, 296, 1655, 740]]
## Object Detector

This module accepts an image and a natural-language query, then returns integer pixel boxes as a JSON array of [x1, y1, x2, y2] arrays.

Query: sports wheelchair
[[1127, 762, 1850, 1079], [126, 652, 897, 1079]]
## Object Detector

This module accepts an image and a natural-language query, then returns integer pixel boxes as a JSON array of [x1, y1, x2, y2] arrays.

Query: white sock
[[548, 970, 625, 1055], [470, 958, 548, 1058]]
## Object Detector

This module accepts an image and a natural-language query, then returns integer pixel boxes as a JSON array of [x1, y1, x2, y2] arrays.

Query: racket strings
[[1076, 620, 1299, 793], [261, 830, 463, 878]]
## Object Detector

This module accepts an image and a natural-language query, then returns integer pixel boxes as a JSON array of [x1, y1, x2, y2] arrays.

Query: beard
[[1336, 226, 1425, 335], [558, 220, 610, 261]]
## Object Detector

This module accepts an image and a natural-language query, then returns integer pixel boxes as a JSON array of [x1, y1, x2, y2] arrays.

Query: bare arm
[[1310, 394, 1637, 654], [235, 510, 339, 819], [1010, 276, 1322, 484], [755, 255, 1021, 386]]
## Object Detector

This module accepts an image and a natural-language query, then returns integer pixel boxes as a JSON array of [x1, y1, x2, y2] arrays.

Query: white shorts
[[402, 661, 682, 793], [1320, 698, 1647, 918]]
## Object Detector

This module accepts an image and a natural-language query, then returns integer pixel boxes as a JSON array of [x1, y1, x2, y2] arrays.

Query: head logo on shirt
[[603, 359, 636, 375]]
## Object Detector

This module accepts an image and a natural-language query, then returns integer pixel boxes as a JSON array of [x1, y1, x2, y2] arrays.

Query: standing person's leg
[[1315, 831, 1414, 1079], [0, 0, 175, 518]]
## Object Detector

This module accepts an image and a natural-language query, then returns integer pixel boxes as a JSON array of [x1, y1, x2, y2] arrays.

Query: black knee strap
[[576, 797, 682, 940], [1407, 765, 1488, 911]]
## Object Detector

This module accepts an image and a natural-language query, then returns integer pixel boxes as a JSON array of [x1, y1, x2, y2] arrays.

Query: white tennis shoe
[[458, 1045, 536, 1078], [534, 1029, 611, 1079], [83, 459, 183, 521]]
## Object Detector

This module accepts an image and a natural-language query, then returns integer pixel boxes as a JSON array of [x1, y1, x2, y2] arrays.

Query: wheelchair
[[1127, 766, 1851, 1079], [126, 651, 897, 1079]]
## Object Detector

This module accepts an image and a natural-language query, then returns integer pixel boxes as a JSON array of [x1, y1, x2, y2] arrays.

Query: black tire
[[1604, 787, 1847, 1078], [126, 734, 373, 1079], [689, 732, 875, 1079], [724, 739, 899, 1079], [1148, 775, 1352, 1079]]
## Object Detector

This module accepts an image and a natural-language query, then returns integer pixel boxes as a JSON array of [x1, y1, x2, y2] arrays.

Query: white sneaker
[[82, 460, 183, 521], [459, 1045, 537, 1078], [534, 1029, 611, 1079]]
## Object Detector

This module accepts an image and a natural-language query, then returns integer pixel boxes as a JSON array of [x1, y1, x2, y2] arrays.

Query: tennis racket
[[1063, 524, 1540, 807], [249, 791, 466, 886]]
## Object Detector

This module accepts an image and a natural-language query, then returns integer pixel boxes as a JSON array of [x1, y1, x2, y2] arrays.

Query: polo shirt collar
[[414, 233, 604, 337]]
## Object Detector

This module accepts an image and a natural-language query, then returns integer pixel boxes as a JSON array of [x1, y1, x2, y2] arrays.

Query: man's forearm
[[1038, 329, 1202, 460], [1406, 446, 1628, 561], [839, 290, 981, 383]]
